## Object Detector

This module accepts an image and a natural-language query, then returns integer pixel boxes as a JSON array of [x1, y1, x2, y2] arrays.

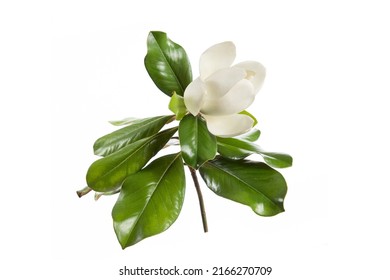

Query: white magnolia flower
[[183, 41, 266, 137]]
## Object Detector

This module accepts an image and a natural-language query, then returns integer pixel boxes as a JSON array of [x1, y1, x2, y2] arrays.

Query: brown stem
[[189, 167, 208, 232], [76, 186, 92, 198]]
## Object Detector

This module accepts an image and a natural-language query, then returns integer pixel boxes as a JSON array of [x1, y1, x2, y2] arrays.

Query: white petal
[[183, 78, 206, 116], [203, 114, 254, 137], [199, 41, 236, 80], [204, 67, 246, 98], [200, 79, 254, 115], [233, 61, 266, 94]]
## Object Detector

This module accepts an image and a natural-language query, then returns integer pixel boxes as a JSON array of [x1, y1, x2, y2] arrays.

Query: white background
[[2, 0, 390, 279]]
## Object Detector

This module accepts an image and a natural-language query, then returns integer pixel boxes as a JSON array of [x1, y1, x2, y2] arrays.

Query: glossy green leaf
[[217, 140, 251, 160], [216, 129, 261, 159], [86, 127, 177, 192], [217, 137, 292, 168], [239, 110, 258, 127], [179, 114, 217, 169], [112, 153, 185, 248], [94, 115, 174, 157], [144, 31, 192, 97], [169, 92, 187, 120], [200, 156, 287, 216], [260, 152, 293, 169], [237, 129, 261, 142]]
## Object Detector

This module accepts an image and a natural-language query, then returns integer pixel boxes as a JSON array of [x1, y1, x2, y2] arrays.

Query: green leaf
[[169, 92, 187, 120], [94, 115, 174, 157], [260, 152, 293, 169], [144, 31, 192, 97], [216, 129, 261, 159], [179, 114, 217, 169], [217, 140, 251, 160], [239, 110, 258, 127], [112, 153, 185, 248], [199, 156, 287, 216], [217, 137, 293, 168], [86, 127, 177, 192], [237, 129, 261, 142]]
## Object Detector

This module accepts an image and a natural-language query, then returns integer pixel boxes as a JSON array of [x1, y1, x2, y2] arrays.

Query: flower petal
[[183, 78, 206, 116], [200, 79, 255, 115], [233, 61, 266, 94], [199, 41, 236, 80], [203, 114, 254, 137], [204, 67, 246, 98]]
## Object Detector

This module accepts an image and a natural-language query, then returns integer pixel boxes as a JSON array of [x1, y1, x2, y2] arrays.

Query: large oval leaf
[[217, 136, 292, 168], [94, 115, 174, 156], [144, 31, 192, 97], [86, 127, 177, 192], [112, 153, 185, 248], [199, 156, 287, 216], [179, 114, 217, 169]]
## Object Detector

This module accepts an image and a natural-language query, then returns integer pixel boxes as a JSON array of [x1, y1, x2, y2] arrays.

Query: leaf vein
[[206, 161, 282, 210], [152, 34, 184, 93]]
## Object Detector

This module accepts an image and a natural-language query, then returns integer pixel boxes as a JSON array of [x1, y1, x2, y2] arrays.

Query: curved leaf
[[94, 115, 174, 156], [112, 153, 185, 248], [239, 110, 258, 127], [217, 141, 251, 160], [260, 152, 293, 169], [86, 127, 177, 192], [144, 31, 192, 97], [216, 129, 261, 159], [238, 129, 261, 142], [217, 137, 292, 168], [179, 114, 217, 169], [199, 156, 287, 216]]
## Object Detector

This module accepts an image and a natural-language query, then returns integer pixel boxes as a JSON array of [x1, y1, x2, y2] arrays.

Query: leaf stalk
[[76, 186, 92, 198]]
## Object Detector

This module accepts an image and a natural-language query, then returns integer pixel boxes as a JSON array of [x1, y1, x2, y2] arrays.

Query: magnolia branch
[[189, 167, 208, 233]]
